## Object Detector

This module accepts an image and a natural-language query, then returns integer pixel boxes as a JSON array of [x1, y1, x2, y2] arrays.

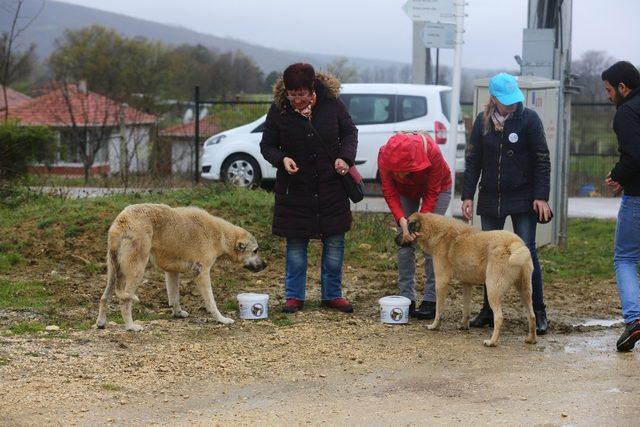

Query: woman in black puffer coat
[[260, 63, 358, 314], [461, 73, 552, 334]]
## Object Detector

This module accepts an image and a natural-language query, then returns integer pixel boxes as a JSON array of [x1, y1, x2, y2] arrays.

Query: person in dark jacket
[[260, 63, 358, 314], [378, 132, 452, 319], [601, 61, 640, 352], [461, 73, 552, 334]]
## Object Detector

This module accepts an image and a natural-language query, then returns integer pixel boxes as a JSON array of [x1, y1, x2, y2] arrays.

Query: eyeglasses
[[286, 91, 311, 101]]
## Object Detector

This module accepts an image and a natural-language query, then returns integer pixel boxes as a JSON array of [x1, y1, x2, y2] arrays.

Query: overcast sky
[[58, 0, 639, 69]]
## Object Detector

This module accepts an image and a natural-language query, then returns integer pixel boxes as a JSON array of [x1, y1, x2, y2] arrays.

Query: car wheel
[[221, 154, 261, 188]]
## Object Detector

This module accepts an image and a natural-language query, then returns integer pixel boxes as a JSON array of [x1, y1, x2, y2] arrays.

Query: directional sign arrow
[[402, 0, 455, 23]]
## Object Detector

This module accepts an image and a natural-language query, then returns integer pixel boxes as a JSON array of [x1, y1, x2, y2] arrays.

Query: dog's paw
[[525, 337, 537, 344], [483, 339, 496, 347], [126, 324, 144, 332], [218, 317, 234, 325], [173, 310, 189, 318], [427, 322, 439, 330]]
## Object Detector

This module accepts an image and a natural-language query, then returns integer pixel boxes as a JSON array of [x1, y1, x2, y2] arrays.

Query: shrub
[[0, 121, 55, 180]]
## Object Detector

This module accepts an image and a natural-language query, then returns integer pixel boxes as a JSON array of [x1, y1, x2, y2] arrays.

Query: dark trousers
[[480, 212, 545, 310]]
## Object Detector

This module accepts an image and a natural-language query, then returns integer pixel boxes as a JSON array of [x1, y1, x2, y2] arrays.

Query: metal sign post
[[404, 0, 464, 200], [446, 1, 465, 163], [405, 0, 458, 84]]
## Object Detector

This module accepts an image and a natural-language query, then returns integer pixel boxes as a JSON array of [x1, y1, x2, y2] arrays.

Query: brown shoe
[[321, 297, 354, 313], [282, 298, 304, 313]]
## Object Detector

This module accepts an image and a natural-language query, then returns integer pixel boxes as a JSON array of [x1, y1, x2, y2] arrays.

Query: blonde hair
[[482, 97, 497, 135]]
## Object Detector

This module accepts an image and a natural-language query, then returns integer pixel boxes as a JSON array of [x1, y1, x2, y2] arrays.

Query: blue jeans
[[481, 212, 545, 310], [285, 234, 345, 301], [614, 196, 640, 324]]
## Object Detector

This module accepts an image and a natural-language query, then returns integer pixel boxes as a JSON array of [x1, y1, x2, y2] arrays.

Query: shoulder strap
[[419, 133, 428, 156], [312, 124, 338, 165]]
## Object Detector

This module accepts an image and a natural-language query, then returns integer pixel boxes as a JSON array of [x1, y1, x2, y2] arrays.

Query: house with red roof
[[0, 85, 32, 113], [158, 115, 219, 175], [9, 83, 156, 176]]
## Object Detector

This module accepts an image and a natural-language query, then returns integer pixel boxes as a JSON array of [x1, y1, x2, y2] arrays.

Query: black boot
[[411, 301, 436, 320], [534, 306, 549, 335], [470, 287, 493, 328], [470, 306, 494, 327]]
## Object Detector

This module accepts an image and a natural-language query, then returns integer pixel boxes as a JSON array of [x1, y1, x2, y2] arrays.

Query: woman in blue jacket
[[461, 73, 552, 334]]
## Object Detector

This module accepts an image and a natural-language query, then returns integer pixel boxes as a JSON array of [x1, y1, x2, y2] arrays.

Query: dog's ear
[[408, 218, 421, 234], [235, 241, 247, 252]]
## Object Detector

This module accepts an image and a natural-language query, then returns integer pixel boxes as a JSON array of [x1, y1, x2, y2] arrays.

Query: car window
[[341, 94, 395, 125], [440, 90, 463, 123], [397, 95, 427, 121]]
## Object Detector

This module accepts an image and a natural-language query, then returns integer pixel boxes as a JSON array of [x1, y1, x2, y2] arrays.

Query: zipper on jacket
[[497, 131, 503, 217]]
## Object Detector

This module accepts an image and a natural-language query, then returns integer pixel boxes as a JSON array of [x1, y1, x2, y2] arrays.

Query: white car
[[200, 83, 466, 189]]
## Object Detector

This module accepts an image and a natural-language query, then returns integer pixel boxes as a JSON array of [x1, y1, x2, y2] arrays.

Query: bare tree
[[0, 0, 43, 120], [327, 57, 359, 83], [572, 50, 617, 102]]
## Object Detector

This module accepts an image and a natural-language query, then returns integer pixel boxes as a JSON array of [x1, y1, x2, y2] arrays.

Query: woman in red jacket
[[378, 132, 452, 319]]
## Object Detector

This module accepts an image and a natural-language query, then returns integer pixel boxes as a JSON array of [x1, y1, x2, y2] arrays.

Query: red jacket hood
[[378, 132, 433, 173]]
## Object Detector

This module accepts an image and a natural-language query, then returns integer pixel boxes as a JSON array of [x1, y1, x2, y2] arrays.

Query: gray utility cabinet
[[470, 76, 560, 247]]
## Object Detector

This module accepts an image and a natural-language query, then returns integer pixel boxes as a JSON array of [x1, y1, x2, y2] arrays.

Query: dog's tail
[[109, 241, 140, 303], [508, 242, 532, 268]]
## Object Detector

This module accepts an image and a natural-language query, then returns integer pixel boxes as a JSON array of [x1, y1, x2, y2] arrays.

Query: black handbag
[[340, 165, 365, 203]]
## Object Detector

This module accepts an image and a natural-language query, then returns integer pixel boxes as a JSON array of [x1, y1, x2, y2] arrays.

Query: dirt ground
[[1, 257, 639, 426]]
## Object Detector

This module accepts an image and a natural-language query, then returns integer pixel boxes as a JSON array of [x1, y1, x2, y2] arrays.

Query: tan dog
[[407, 212, 536, 347], [96, 203, 267, 332]]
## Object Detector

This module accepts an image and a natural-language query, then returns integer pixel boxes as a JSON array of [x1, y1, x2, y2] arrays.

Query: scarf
[[294, 92, 317, 120], [491, 109, 511, 132]]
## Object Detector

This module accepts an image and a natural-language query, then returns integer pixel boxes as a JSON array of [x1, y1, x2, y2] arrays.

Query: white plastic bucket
[[237, 293, 269, 320], [378, 296, 411, 324]]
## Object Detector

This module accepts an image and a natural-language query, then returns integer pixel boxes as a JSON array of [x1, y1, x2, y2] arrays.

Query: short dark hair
[[283, 63, 315, 91], [601, 61, 640, 90]]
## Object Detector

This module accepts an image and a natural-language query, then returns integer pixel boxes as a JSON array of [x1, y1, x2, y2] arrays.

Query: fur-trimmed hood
[[272, 72, 341, 109]]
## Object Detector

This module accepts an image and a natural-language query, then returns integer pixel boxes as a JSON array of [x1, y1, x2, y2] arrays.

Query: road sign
[[420, 23, 456, 48], [402, 0, 455, 23]]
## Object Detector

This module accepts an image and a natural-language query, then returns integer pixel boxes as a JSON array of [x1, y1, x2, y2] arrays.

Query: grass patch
[[82, 262, 104, 275], [271, 312, 295, 327], [9, 321, 44, 335], [223, 300, 239, 311], [0, 279, 49, 310], [100, 383, 123, 392], [37, 217, 56, 229], [0, 356, 9, 366], [540, 219, 615, 282], [0, 252, 24, 272], [64, 224, 83, 238]]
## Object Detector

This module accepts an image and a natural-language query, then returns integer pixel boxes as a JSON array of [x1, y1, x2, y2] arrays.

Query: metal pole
[[194, 85, 200, 184], [447, 0, 465, 200], [435, 48, 440, 85], [412, 21, 426, 84], [557, 0, 573, 248], [425, 47, 432, 84]]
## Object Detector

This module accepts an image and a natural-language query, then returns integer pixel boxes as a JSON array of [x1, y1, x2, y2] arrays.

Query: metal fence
[[569, 103, 617, 196], [460, 101, 618, 197], [193, 86, 271, 182]]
